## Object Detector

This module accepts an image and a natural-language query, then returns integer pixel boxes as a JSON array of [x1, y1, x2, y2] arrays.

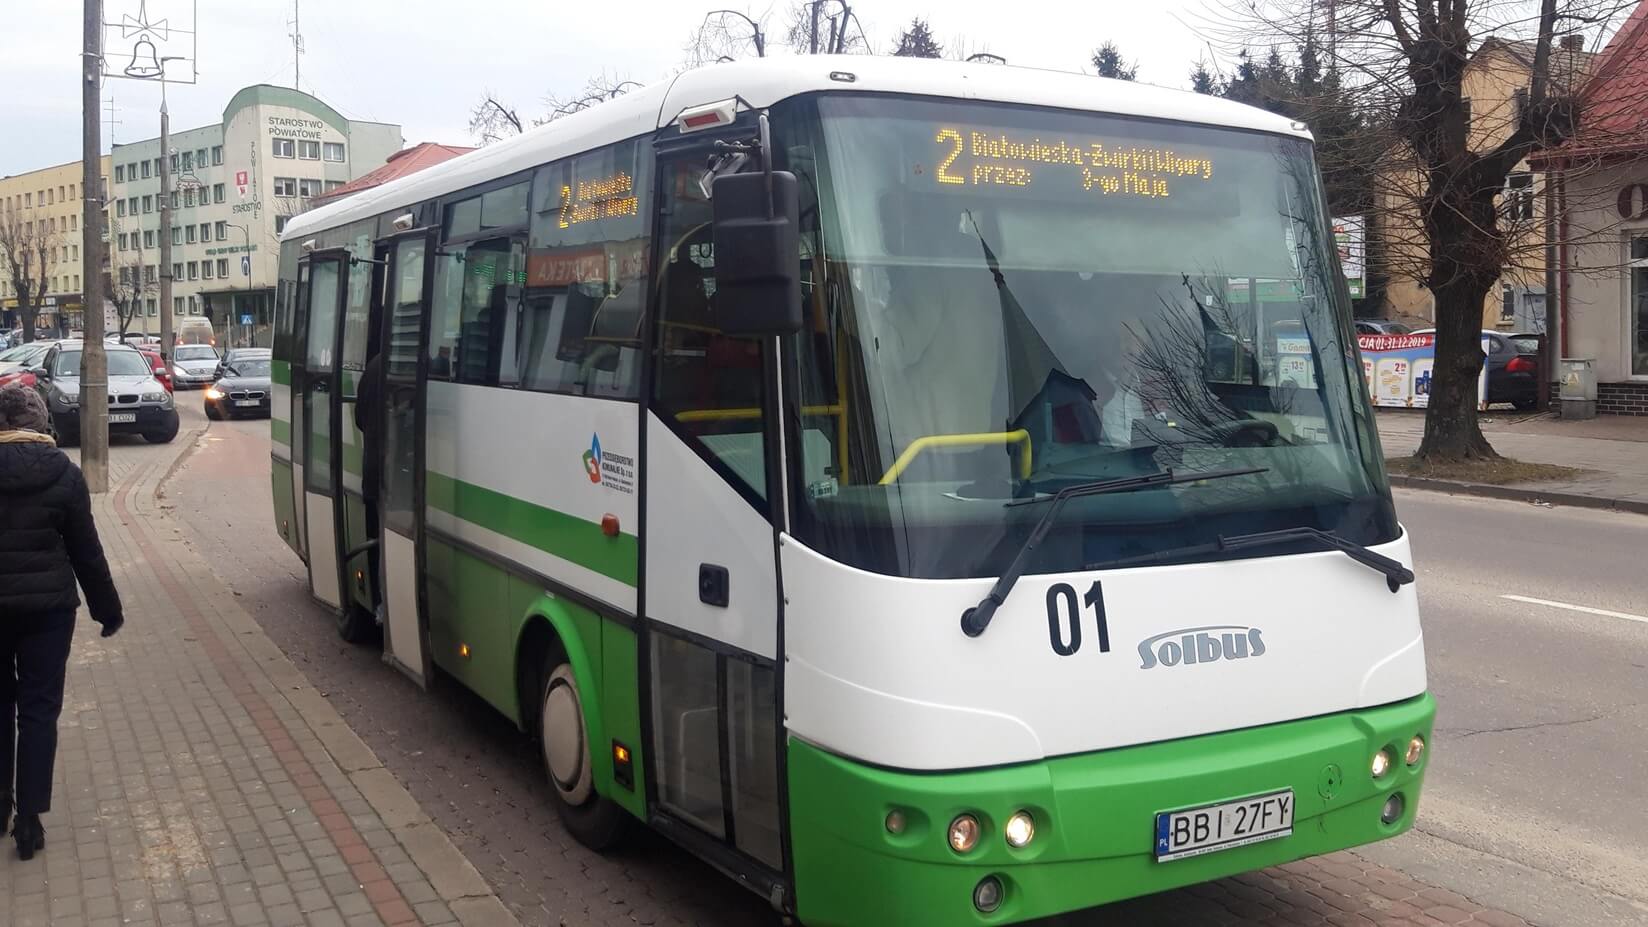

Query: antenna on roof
[[289, 0, 304, 92]]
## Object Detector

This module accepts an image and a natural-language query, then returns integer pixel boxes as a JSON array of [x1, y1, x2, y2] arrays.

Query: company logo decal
[[582, 433, 635, 494], [1138, 625, 1266, 669]]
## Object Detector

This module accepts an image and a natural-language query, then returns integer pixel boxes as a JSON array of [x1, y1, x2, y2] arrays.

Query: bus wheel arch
[[516, 609, 631, 850]]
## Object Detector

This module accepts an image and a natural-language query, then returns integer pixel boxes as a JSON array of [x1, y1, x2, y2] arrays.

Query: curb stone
[[1389, 474, 1648, 515]]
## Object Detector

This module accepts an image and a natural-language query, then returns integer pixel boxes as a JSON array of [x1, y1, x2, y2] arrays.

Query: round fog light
[[1004, 811, 1035, 848], [1405, 735, 1426, 766], [948, 814, 981, 854], [1380, 792, 1406, 825], [1371, 748, 1395, 779], [885, 810, 907, 835], [972, 876, 1003, 913]]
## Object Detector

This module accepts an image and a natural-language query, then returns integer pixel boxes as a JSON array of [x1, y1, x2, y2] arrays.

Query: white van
[[176, 316, 216, 347]]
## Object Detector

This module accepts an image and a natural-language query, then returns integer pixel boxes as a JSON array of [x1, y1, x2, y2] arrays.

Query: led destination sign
[[931, 127, 1217, 199]]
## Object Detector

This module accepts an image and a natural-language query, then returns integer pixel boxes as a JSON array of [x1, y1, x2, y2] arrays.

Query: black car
[[204, 356, 273, 419], [214, 346, 272, 380], [1412, 329, 1541, 411], [1355, 319, 1413, 336]]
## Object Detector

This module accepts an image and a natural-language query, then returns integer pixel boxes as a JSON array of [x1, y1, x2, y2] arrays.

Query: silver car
[[171, 343, 222, 389], [34, 341, 180, 445]]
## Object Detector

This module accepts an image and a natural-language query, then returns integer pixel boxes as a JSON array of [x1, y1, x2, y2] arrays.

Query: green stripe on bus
[[271, 418, 290, 445], [272, 359, 291, 385], [425, 471, 638, 587]]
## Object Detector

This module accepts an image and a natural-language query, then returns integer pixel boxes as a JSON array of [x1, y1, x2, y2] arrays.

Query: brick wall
[[1546, 382, 1648, 415]]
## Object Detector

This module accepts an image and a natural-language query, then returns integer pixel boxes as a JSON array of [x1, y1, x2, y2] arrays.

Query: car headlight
[[58, 392, 79, 408], [141, 391, 168, 403], [205, 387, 223, 400]]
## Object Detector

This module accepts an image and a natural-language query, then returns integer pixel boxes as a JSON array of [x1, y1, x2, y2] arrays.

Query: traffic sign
[[240, 314, 253, 325], [235, 169, 249, 198]]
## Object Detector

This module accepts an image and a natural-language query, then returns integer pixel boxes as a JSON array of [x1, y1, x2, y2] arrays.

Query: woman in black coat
[[0, 384, 124, 859]]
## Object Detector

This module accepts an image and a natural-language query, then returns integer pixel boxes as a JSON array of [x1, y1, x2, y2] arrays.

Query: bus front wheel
[[540, 655, 630, 850]]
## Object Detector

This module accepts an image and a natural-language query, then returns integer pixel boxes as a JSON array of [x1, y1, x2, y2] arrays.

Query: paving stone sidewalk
[[1377, 410, 1648, 510], [1, 429, 518, 927]]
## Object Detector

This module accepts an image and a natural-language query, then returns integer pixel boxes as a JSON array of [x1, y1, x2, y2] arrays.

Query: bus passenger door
[[378, 233, 434, 686], [641, 153, 785, 876], [301, 255, 347, 609]]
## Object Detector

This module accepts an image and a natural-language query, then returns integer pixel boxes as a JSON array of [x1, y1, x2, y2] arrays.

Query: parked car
[[31, 341, 179, 445], [204, 355, 273, 420], [1355, 319, 1413, 336], [137, 346, 173, 392], [0, 342, 50, 377], [1410, 329, 1541, 411], [214, 346, 271, 379], [171, 343, 222, 389]]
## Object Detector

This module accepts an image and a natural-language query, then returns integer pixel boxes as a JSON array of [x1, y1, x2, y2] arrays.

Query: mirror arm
[[758, 112, 775, 221]]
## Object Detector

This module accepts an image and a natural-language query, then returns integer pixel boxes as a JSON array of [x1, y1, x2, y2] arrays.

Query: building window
[[68, 183, 76, 200], [173, 262, 182, 280], [272, 138, 295, 159], [273, 177, 297, 197], [188, 295, 197, 314], [143, 230, 155, 249], [117, 200, 127, 217], [174, 296, 184, 314], [187, 261, 198, 280], [142, 195, 152, 214], [217, 258, 229, 277], [183, 188, 195, 207], [116, 165, 125, 183], [181, 151, 193, 172], [1633, 236, 1648, 377], [213, 183, 225, 203], [128, 197, 138, 214], [323, 142, 345, 162], [324, 180, 344, 192], [186, 226, 196, 244], [171, 191, 180, 209], [170, 153, 179, 173], [69, 215, 77, 231], [211, 145, 223, 166], [141, 160, 152, 179], [199, 223, 210, 242], [144, 265, 155, 283], [214, 221, 227, 240], [172, 227, 182, 246], [119, 232, 129, 251], [274, 215, 289, 234], [73, 274, 79, 289], [298, 140, 321, 160], [146, 297, 156, 316], [1503, 173, 1535, 221], [298, 178, 323, 198], [202, 261, 213, 280], [196, 148, 207, 167]]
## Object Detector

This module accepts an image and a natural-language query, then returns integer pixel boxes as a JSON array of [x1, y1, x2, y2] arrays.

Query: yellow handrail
[[878, 430, 1033, 485], [676, 405, 843, 423]]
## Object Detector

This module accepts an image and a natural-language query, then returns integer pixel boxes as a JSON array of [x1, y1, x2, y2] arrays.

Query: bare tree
[[467, 75, 642, 146], [785, 0, 870, 54], [1203, 0, 1638, 464], [0, 201, 62, 344], [686, 8, 770, 64], [106, 230, 153, 338], [468, 94, 525, 145]]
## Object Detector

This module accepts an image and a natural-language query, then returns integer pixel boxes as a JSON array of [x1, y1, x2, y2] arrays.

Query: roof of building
[[308, 142, 474, 208], [223, 85, 352, 137], [1536, 5, 1648, 162], [1473, 36, 1594, 94], [283, 54, 1309, 242]]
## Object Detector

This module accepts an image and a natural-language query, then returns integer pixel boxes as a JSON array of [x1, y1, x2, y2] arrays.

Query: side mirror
[[30, 365, 48, 380], [711, 170, 803, 337]]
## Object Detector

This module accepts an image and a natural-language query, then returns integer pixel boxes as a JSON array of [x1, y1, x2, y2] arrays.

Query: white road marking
[[1500, 594, 1648, 626]]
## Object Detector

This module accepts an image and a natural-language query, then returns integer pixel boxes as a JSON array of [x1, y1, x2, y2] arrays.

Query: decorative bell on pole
[[125, 37, 164, 79]]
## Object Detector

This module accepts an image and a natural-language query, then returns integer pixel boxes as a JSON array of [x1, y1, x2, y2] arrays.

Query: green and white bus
[[271, 55, 1433, 926]]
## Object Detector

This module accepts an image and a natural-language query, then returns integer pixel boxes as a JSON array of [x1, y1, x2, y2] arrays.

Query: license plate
[[109, 412, 136, 423], [234, 400, 260, 407], [1155, 789, 1294, 862]]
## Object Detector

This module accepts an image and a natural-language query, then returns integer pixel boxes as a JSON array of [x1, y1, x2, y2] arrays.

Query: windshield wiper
[[960, 466, 1268, 638], [1095, 526, 1415, 592]]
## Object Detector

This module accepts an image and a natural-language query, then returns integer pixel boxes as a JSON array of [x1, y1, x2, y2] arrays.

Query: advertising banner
[[1356, 333, 1488, 410], [1333, 216, 1366, 300]]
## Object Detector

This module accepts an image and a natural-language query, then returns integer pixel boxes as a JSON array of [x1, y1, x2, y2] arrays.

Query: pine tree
[[1091, 42, 1137, 81], [891, 18, 943, 58], [1189, 60, 1222, 95]]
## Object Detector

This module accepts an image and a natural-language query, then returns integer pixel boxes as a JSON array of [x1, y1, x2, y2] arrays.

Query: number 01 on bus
[[269, 55, 1432, 926]]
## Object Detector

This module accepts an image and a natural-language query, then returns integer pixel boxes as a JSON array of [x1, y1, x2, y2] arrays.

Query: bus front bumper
[[787, 693, 1435, 926]]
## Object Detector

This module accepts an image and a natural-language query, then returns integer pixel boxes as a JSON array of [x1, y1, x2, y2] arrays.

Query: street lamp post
[[225, 221, 250, 347]]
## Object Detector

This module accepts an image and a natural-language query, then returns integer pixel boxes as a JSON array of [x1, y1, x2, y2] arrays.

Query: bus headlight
[[972, 876, 1003, 913], [1405, 735, 1426, 766], [1371, 748, 1395, 779], [1004, 811, 1035, 848], [947, 814, 981, 853]]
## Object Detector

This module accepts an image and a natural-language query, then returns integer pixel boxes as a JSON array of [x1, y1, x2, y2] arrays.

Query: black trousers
[[0, 609, 76, 815]]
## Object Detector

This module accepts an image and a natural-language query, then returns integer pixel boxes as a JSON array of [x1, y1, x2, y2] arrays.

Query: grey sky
[[3, 0, 1223, 177]]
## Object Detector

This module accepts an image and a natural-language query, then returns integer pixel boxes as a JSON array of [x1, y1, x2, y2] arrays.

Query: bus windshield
[[784, 95, 1395, 579]]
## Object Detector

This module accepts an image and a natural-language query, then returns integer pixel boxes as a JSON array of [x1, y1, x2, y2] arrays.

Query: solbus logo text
[[1137, 625, 1266, 670]]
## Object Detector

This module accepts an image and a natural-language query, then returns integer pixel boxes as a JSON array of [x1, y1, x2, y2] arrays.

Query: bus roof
[[283, 55, 1309, 242]]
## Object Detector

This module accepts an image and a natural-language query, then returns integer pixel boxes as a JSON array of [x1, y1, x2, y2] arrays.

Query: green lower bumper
[[788, 694, 1435, 926]]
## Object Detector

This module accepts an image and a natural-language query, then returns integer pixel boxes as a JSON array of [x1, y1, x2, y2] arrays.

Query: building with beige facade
[[0, 156, 112, 337]]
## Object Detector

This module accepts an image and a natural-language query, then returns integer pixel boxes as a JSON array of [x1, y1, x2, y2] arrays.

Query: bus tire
[[540, 654, 629, 850], [336, 603, 377, 644]]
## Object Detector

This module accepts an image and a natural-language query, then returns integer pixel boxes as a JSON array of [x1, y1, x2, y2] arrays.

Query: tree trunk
[[18, 293, 35, 345], [1416, 277, 1498, 460]]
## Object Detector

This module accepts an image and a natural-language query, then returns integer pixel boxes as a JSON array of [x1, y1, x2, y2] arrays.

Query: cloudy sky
[[1, 0, 1231, 176]]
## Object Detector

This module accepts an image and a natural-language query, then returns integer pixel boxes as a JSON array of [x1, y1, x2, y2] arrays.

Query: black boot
[[13, 813, 43, 860], [0, 789, 11, 836]]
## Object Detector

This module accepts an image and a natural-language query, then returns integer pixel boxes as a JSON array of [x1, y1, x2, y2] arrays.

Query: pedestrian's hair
[[0, 384, 50, 433]]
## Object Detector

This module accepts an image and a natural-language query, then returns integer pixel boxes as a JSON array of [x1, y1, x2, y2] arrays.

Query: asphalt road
[[154, 401, 1648, 927]]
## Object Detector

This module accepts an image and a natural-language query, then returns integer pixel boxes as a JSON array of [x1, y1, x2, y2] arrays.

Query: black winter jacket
[[0, 435, 124, 626]]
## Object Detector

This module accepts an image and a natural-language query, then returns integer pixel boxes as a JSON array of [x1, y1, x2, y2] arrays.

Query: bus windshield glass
[[784, 95, 1394, 579]]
